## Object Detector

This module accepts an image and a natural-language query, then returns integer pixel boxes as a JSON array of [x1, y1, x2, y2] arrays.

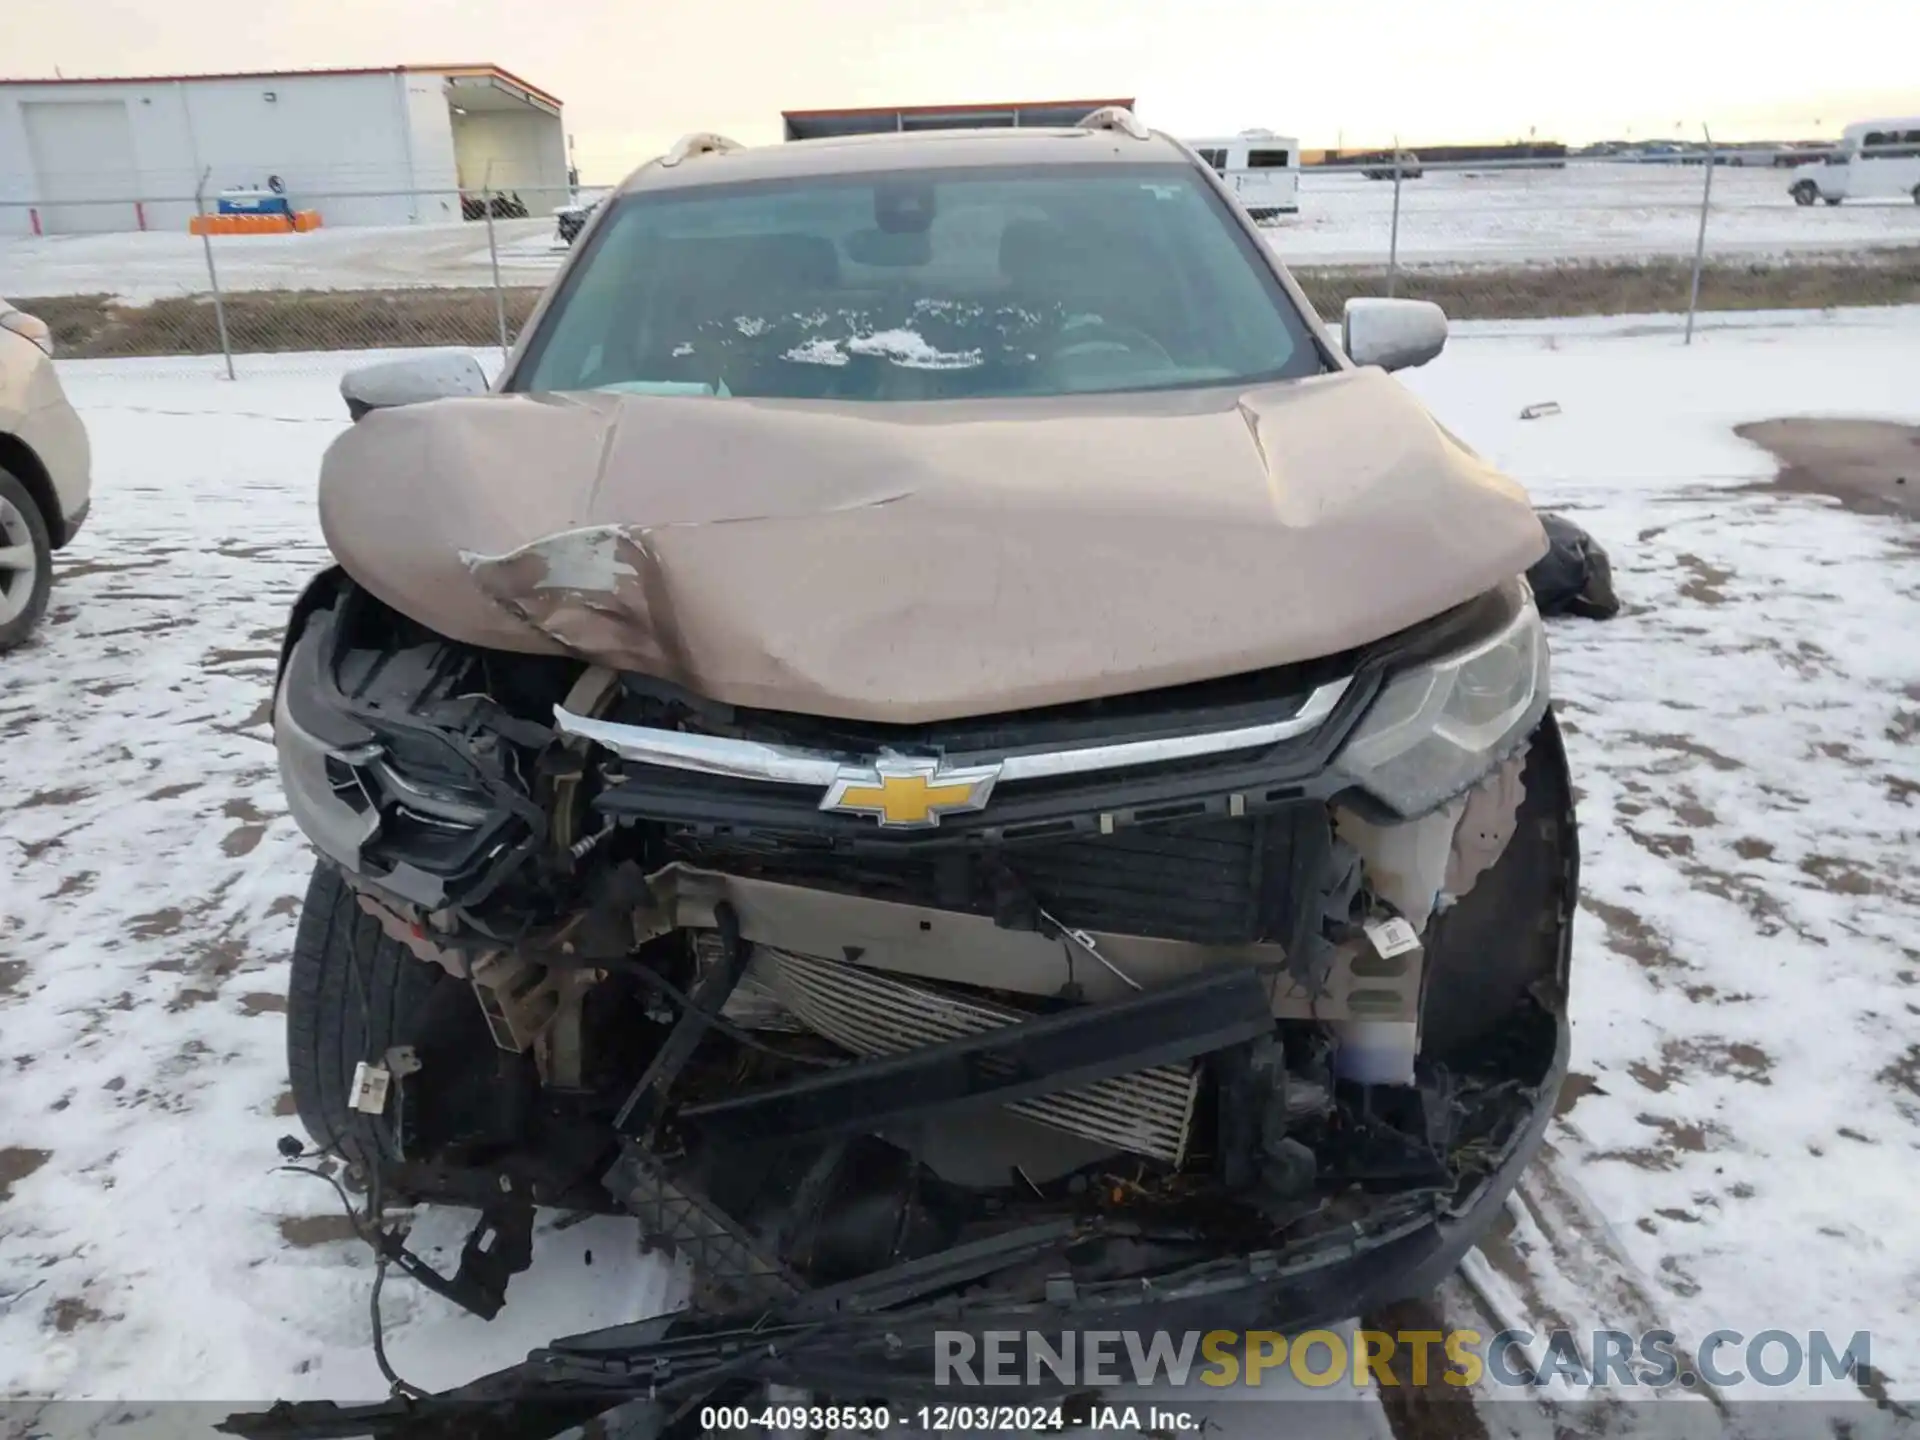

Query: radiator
[[722, 942, 1202, 1166]]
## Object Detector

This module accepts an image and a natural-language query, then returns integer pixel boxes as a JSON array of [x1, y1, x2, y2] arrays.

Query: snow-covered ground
[[1405, 311, 1920, 1421], [4, 164, 1914, 304], [1277, 162, 1919, 266], [2, 309, 1918, 1436], [1, 215, 566, 305]]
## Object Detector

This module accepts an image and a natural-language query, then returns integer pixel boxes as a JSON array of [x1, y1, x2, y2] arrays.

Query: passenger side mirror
[[340, 353, 489, 421], [1342, 298, 1448, 372]]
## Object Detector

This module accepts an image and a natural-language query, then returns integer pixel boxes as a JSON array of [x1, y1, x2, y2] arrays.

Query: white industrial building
[[0, 64, 567, 235]]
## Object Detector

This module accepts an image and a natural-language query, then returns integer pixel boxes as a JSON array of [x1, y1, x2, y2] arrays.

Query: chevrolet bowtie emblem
[[820, 756, 1002, 829]]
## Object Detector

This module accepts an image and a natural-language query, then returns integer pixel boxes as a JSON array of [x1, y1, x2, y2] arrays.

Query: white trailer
[[1184, 131, 1301, 220]]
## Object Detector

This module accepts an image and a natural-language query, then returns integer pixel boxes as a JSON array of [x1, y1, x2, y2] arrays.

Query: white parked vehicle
[[1789, 118, 1920, 206], [0, 299, 92, 653], [1184, 131, 1301, 220]]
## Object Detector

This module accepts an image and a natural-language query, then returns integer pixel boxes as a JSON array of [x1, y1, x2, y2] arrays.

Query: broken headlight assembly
[[272, 581, 555, 913], [1333, 586, 1550, 817]]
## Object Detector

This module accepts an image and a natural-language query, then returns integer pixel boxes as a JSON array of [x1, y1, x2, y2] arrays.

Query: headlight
[[1333, 590, 1550, 816]]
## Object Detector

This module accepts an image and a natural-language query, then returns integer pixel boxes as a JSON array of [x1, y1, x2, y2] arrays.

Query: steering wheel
[[1051, 316, 1176, 367]]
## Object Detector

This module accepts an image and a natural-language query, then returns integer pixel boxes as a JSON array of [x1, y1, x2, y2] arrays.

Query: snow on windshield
[[681, 297, 1027, 378], [786, 328, 984, 371]]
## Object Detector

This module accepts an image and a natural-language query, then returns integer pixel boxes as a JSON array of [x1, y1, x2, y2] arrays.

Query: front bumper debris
[[252, 566, 1581, 1440], [221, 999, 1567, 1440]]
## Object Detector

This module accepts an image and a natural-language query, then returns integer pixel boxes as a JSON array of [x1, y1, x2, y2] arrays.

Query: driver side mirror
[[1342, 298, 1448, 372], [340, 353, 489, 421]]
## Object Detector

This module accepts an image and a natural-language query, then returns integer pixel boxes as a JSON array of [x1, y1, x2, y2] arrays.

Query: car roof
[[615, 126, 1196, 197]]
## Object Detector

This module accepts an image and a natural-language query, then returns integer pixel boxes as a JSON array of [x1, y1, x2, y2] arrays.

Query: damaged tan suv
[[252, 110, 1574, 1437]]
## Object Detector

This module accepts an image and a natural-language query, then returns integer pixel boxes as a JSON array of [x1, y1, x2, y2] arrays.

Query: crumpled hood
[[318, 369, 1546, 723]]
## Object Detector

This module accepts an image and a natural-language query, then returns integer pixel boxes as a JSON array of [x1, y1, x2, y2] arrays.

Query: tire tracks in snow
[[1384, 1144, 1726, 1439]]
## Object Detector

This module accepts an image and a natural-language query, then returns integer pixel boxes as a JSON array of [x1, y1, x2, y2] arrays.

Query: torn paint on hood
[[317, 369, 1547, 723]]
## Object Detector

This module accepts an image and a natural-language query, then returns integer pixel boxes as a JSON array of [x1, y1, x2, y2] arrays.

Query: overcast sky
[[10, 0, 1918, 178]]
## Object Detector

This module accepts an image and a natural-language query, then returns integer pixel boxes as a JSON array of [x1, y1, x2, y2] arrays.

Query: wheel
[[0, 468, 53, 654], [1912, 185, 1920, 206], [1790, 181, 1818, 206], [1823, 196, 1842, 206], [286, 862, 471, 1172]]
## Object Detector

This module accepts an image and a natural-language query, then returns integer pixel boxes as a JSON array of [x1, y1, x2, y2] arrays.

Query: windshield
[[510, 164, 1322, 401]]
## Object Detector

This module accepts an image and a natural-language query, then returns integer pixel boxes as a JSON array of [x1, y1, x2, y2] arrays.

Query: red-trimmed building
[[0, 63, 566, 234]]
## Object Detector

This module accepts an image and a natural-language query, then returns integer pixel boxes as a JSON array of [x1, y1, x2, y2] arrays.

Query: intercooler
[[717, 942, 1202, 1166]]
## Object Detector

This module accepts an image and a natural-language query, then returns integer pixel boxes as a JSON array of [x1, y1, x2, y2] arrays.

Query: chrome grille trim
[[553, 676, 1348, 789], [553, 713, 844, 785], [1002, 677, 1345, 779]]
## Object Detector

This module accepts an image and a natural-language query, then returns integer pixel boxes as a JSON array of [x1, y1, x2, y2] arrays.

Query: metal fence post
[[1387, 138, 1403, 298], [194, 168, 236, 380], [1685, 125, 1716, 346], [482, 163, 509, 359]]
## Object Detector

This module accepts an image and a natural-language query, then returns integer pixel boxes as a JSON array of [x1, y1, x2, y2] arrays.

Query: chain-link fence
[[1276, 150, 1918, 339], [3, 152, 1914, 371], [1, 180, 574, 366]]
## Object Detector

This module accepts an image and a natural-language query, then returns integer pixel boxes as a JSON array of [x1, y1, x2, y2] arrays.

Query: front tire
[[0, 468, 53, 654], [1791, 180, 1818, 206], [286, 862, 463, 1172]]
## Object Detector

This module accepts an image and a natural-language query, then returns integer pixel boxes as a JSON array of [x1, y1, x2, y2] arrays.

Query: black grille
[[674, 803, 1326, 947], [1011, 820, 1265, 943]]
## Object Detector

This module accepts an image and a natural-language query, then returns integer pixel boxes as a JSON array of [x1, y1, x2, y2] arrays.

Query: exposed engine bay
[[268, 563, 1574, 1369]]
